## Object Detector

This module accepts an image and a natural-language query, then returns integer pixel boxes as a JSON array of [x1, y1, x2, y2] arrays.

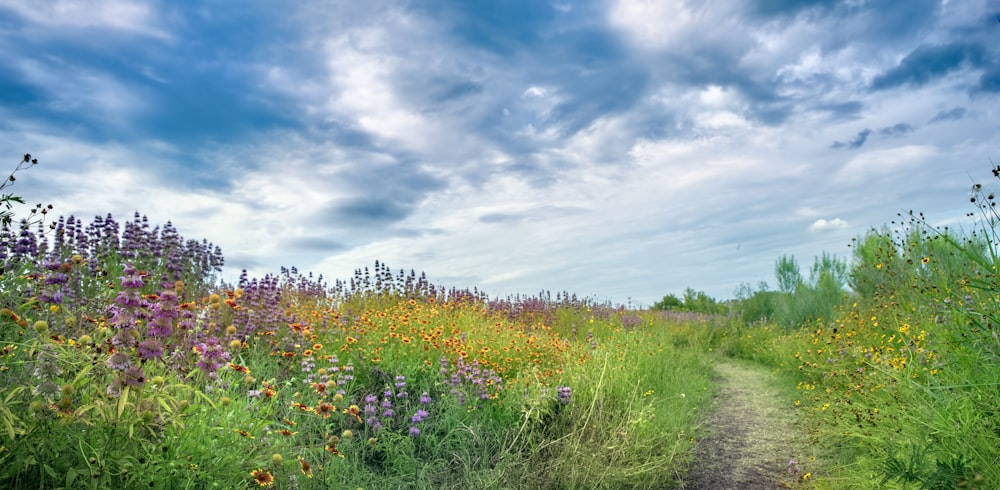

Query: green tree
[[775, 255, 802, 294], [652, 293, 683, 311]]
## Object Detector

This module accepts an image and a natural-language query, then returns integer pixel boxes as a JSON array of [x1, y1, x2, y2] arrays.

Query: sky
[[2, 0, 999, 307]]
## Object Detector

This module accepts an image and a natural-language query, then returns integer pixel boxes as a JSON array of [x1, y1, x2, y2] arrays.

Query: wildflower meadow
[[2, 152, 999, 489]]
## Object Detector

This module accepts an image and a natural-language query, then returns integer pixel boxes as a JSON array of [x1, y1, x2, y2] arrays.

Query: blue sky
[[2, 0, 999, 306]]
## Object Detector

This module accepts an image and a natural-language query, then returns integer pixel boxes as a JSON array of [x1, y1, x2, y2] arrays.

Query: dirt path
[[679, 360, 815, 489]]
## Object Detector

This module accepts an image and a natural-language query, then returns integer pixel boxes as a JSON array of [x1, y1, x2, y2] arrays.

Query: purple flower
[[107, 352, 131, 371], [137, 339, 164, 361], [408, 427, 420, 437], [147, 317, 173, 338], [557, 386, 572, 404], [123, 366, 146, 387], [33, 381, 60, 400], [411, 409, 429, 423], [419, 392, 431, 405], [32, 346, 61, 378]]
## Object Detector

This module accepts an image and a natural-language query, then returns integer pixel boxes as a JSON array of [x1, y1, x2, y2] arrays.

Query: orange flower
[[228, 363, 250, 374], [311, 382, 328, 396], [297, 456, 313, 478], [292, 402, 314, 413], [261, 382, 276, 398], [325, 443, 344, 458], [235, 429, 255, 439], [344, 405, 362, 423], [250, 468, 274, 486], [346, 336, 358, 344], [316, 402, 336, 418], [312, 343, 323, 351]]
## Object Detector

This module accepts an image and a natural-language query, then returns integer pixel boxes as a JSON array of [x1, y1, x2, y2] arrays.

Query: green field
[[2, 158, 998, 488]]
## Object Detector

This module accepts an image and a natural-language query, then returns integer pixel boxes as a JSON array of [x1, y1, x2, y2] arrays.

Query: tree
[[775, 255, 802, 294], [652, 293, 683, 311]]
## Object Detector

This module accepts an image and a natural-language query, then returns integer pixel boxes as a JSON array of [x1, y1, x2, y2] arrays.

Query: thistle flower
[[124, 366, 146, 387], [33, 381, 60, 400], [111, 328, 137, 349], [137, 339, 164, 361], [107, 351, 131, 371], [32, 345, 61, 378]]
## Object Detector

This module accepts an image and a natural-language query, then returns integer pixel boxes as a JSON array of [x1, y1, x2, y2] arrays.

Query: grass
[[3, 156, 1000, 488], [0, 195, 722, 488]]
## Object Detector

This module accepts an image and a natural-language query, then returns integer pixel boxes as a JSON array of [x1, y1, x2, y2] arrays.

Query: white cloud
[[836, 145, 938, 183], [809, 218, 849, 232], [0, 0, 170, 38], [607, 0, 694, 50], [522, 86, 548, 98]]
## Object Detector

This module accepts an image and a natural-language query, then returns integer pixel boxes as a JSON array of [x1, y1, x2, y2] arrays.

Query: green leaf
[[1, 410, 16, 439], [73, 363, 94, 384], [118, 386, 130, 418], [66, 467, 78, 486]]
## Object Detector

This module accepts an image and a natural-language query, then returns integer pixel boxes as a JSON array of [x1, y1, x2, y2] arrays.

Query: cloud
[[871, 42, 985, 90], [835, 145, 938, 183], [928, 107, 966, 124], [314, 198, 410, 229], [879, 123, 914, 137], [831, 129, 872, 149], [832, 123, 913, 149], [4, 0, 1000, 305], [749, 0, 839, 17], [979, 67, 1000, 92], [607, 0, 694, 50], [0, 0, 171, 38], [285, 236, 346, 253], [809, 218, 848, 232]]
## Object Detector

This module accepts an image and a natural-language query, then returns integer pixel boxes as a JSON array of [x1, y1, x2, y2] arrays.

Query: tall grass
[[0, 155, 720, 489], [710, 180, 1000, 488]]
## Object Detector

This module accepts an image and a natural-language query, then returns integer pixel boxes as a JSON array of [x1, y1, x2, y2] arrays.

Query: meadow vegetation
[[2, 152, 998, 489]]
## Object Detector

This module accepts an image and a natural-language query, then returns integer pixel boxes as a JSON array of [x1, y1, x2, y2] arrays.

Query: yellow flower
[[250, 468, 274, 486], [802, 472, 811, 480], [297, 456, 313, 478]]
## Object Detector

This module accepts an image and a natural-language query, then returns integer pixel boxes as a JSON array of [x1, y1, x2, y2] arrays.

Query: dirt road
[[679, 360, 816, 489]]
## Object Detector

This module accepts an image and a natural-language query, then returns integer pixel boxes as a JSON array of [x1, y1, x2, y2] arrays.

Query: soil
[[677, 360, 816, 489]]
